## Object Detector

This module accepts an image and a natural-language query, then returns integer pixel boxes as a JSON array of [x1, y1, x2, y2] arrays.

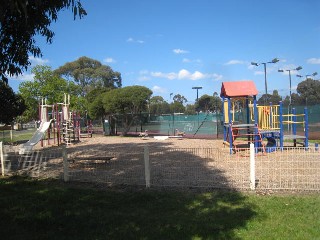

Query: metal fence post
[[144, 145, 150, 188], [0, 142, 4, 176], [250, 143, 255, 190], [62, 145, 69, 182]]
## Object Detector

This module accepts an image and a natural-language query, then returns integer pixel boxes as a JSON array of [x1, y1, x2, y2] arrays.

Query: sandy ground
[[67, 135, 225, 150]]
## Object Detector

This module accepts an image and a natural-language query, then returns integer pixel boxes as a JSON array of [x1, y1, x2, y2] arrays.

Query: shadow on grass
[[0, 176, 257, 240]]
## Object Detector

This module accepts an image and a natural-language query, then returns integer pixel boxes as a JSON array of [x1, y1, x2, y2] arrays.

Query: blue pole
[[228, 98, 233, 154], [279, 101, 283, 150], [253, 96, 259, 150]]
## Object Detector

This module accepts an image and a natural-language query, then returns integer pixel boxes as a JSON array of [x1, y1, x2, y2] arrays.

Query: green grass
[[0, 129, 35, 144], [0, 176, 319, 240]]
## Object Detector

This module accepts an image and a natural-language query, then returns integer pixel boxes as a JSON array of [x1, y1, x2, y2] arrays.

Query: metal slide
[[19, 120, 53, 154]]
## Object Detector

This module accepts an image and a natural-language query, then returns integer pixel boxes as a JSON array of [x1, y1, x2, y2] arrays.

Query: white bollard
[[144, 145, 150, 188], [250, 143, 255, 190]]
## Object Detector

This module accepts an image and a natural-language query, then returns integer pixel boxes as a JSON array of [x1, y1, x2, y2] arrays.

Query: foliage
[[0, 0, 86, 83], [88, 94, 105, 120], [18, 65, 83, 121], [257, 90, 282, 105], [0, 81, 26, 124], [149, 96, 170, 115], [195, 93, 222, 113], [102, 86, 153, 135], [297, 78, 320, 105], [55, 56, 122, 96], [173, 94, 188, 104], [184, 104, 196, 115], [170, 102, 185, 113]]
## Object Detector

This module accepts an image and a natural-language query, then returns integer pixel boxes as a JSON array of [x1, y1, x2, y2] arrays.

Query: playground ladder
[[230, 124, 266, 153], [62, 120, 75, 145]]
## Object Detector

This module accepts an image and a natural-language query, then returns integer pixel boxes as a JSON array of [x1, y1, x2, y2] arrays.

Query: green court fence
[[110, 104, 320, 139], [112, 112, 223, 138]]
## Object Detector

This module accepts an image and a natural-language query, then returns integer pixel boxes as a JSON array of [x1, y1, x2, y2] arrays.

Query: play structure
[[19, 94, 92, 154], [220, 81, 309, 154]]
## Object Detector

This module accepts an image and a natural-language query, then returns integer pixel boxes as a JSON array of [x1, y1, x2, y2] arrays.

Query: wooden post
[[62, 145, 69, 182], [144, 145, 150, 188], [250, 143, 255, 190]]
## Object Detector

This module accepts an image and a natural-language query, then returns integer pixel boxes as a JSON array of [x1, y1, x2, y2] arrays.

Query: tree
[[170, 102, 185, 113], [88, 94, 105, 121], [297, 78, 320, 105], [184, 104, 196, 115], [173, 94, 188, 104], [149, 96, 170, 115], [257, 90, 282, 105], [197, 94, 214, 112], [269, 90, 282, 105], [55, 56, 122, 96], [102, 86, 153, 135], [212, 92, 222, 113], [291, 93, 303, 106], [19, 65, 82, 121], [0, 81, 26, 124], [0, 0, 86, 83]]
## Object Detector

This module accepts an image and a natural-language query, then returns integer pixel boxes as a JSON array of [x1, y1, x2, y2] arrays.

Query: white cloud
[[103, 57, 116, 63], [139, 70, 149, 75], [212, 73, 223, 81], [307, 58, 320, 64], [29, 56, 49, 66], [183, 58, 202, 64], [254, 70, 265, 75], [126, 37, 145, 44], [178, 69, 190, 79], [173, 48, 189, 54], [138, 76, 150, 81], [225, 60, 244, 65], [151, 71, 177, 80], [150, 69, 222, 81], [152, 85, 166, 94]]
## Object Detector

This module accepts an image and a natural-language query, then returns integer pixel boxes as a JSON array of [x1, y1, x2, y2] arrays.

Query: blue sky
[[9, 0, 320, 104]]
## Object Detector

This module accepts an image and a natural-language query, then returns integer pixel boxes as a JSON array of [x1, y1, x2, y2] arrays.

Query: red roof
[[220, 81, 258, 97]]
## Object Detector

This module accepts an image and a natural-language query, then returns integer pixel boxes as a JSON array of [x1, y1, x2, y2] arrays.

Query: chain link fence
[[1, 142, 320, 192]]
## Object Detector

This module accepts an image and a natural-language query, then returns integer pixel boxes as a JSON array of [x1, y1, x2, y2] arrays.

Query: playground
[[1, 81, 320, 191]]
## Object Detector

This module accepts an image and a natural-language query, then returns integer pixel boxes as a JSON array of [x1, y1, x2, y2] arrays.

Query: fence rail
[[1, 142, 320, 192]]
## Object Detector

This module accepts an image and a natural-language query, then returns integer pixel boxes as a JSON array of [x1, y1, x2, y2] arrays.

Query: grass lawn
[[0, 176, 319, 240], [0, 129, 35, 144]]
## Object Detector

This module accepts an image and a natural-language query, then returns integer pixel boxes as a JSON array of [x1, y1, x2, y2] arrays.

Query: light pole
[[297, 72, 318, 80], [192, 86, 202, 102], [192, 86, 202, 126], [251, 58, 279, 104], [278, 66, 302, 105]]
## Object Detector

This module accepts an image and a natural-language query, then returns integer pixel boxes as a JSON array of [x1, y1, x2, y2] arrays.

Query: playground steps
[[62, 120, 75, 145], [230, 124, 266, 153]]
